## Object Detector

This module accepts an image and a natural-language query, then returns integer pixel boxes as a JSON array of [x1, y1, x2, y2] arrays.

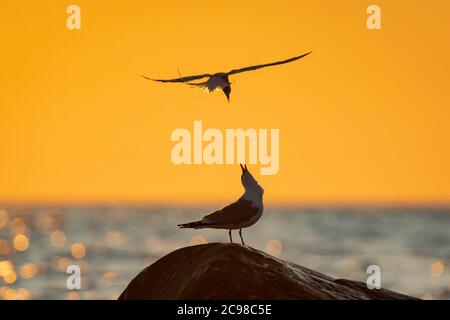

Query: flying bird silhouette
[[141, 52, 311, 102], [178, 164, 264, 245]]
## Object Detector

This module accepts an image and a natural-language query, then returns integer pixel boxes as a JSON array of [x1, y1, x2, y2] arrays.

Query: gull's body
[[178, 164, 264, 244], [203, 73, 230, 91], [195, 73, 232, 100], [142, 52, 311, 102]]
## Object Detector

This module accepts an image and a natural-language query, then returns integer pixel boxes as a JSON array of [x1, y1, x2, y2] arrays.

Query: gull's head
[[240, 164, 264, 194]]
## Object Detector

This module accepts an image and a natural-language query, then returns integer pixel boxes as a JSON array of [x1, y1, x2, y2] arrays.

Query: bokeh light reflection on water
[[0, 206, 449, 300]]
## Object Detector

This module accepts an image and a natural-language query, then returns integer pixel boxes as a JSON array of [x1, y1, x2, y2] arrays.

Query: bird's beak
[[240, 163, 245, 173]]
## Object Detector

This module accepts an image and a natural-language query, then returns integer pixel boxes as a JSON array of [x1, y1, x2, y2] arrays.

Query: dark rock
[[119, 243, 418, 300]]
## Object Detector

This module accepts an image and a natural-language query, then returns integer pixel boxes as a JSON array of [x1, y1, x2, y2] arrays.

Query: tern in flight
[[178, 164, 263, 245], [141, 52, 311, 102]]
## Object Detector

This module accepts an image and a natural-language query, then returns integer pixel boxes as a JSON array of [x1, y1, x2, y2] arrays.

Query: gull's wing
[[141, 73, 211, 83], [227, 52, 312, 76], [202, 199, 259, 226]]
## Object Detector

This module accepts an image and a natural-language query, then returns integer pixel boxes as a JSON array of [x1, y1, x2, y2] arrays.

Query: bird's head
[[223, 86, 231, 103], [240, 164, 264, 194]]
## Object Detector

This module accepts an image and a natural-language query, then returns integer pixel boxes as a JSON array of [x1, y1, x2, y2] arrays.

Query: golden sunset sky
[[1, 0, 449, 206]]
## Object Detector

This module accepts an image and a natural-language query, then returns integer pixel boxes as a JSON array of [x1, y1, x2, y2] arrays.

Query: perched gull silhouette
[[178, 164, 264, 245], [141, 52, 311, 102]]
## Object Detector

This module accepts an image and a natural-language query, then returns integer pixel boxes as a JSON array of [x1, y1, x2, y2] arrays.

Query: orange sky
[[0, 0, 449, 206]]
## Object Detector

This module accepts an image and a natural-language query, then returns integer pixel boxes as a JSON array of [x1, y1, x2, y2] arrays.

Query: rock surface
[[119, 243, 417, 300]]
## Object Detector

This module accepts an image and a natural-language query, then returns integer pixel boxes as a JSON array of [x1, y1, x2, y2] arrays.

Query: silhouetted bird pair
[[143, 52, 311, 244]]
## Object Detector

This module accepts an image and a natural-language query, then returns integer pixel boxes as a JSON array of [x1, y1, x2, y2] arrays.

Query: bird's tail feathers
[[178, 220, 207, 229], [176, 68, 208, 90], [185, 81, 209, 91]]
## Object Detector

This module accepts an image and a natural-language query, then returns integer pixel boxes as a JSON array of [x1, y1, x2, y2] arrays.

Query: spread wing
[[227, 52, 312, 76], [141, 74, 211, 83], [202, 199, 259, 226]]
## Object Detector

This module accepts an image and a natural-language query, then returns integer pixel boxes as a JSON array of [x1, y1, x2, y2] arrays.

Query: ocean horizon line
[[1, 199, 449, 210]]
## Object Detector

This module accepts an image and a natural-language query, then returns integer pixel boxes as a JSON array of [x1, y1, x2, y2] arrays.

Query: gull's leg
[[229, 229, 233, 243], [239, 229, 245, 245]]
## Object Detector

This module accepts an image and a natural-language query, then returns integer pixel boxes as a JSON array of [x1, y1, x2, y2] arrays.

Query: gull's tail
[[178, 220, 207, 229], [177, 68, 209, 91], [186, 81, 210, 92]]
